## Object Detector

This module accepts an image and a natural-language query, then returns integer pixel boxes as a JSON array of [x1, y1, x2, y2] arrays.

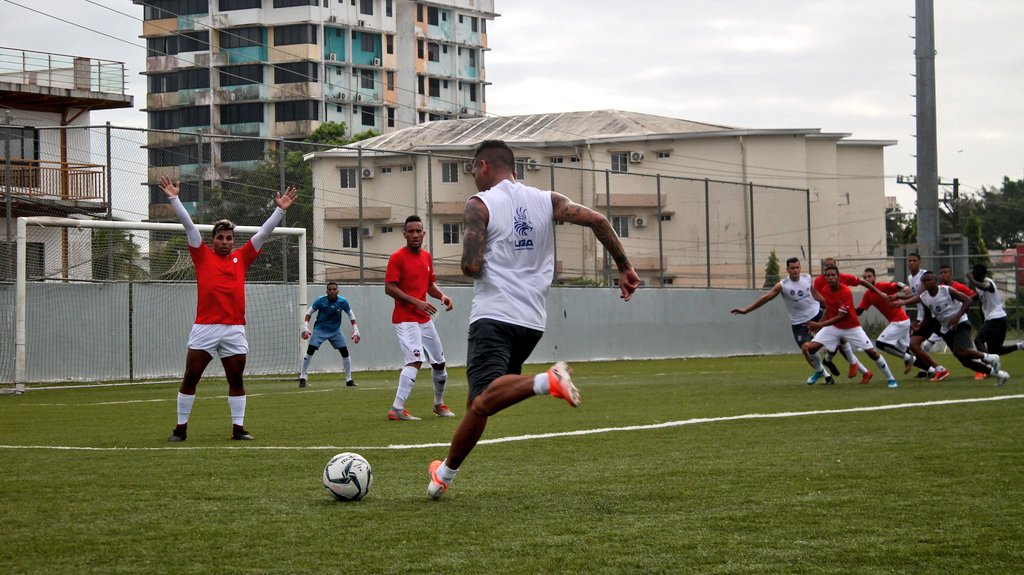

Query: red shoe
[[860, 370, 873, 385], [547, 361, 580, 407], [929, 369, 950, 382], [974, 372, 987, 381], [848, 364, 859, 379], [427, 460, 449, 500]]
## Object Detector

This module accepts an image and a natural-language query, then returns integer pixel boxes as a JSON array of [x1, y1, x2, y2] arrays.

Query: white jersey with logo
[[907, 268, 928, 321], [919, 285, 968, 333], [976, 277, 1007, 320], [779, 273, 821, 325], [469, 179, 555, 331]]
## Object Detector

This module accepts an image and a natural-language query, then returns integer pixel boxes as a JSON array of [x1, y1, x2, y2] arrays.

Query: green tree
[[962, 211, 990, 267], [885, 204, 917, 255], [762, 250, 780, 288], [980, 177, 1024, 249], [91, 228, 146, 280]]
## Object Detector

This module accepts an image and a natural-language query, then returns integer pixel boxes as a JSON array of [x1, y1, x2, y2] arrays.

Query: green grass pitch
[[2, 354, 1023, 574]]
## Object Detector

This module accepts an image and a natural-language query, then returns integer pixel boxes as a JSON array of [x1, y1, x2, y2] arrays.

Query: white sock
[[808, 353, 822, 372], [983, 354, 998, 365], [228, 395, 246, 426], [922, 340, 935, 353], [432, 368, 448, 405], [1018, 342, 1024, 350], [300, 355, 312, 378], [393, 365, 417, 410], [436, 459, 458, 484], [342, 357, 352, 380], [875, 357, 895, 380], [842, 343, 859, 366], [176, 392, 195, 425], [533, 372, 550, 395]]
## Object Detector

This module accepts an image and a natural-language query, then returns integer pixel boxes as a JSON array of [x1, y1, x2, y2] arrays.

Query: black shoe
[[915, 370, 930, 379], [822, 359, 840, 376], [346, 379, 357, 387], [168, 427, 187, 442], [231, 428, 254, 441], [823, 375, 835, 385], [299, 377, 307, 388]]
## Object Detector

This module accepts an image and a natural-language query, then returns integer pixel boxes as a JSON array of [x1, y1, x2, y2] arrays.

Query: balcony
[[0, 159, 106, 202]]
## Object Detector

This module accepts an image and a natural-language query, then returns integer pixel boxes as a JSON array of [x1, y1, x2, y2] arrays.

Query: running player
[[299, 282, 360, 388], [812, 258, 887, 383], [963, 263, 1023, 379], [856, 267, 915, 373], [160, 175, 297, 442]]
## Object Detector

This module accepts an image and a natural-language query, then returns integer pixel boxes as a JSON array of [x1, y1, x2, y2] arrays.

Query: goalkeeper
[[299, 282, 360, 388]]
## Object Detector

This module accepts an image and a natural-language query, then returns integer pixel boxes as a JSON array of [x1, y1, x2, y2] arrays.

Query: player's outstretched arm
[[551, 192, 639, 301], [731, 283, 782, 314], [159, 175, 201, 248], [252, 186, 298, 251]]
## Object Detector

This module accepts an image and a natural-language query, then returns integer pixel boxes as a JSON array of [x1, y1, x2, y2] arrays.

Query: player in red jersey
[[812, 258, 887, 382], [856, 268, 916, 373], [384, 215, 454, 421], [160, 176, 297, 442], [804, 265, 898, 387]]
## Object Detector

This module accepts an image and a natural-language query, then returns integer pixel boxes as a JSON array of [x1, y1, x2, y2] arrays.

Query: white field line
[[2, 394, 1022, 452]]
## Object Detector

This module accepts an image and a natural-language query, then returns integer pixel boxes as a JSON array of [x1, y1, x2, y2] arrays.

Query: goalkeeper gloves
[[351, 323, 360, 344]]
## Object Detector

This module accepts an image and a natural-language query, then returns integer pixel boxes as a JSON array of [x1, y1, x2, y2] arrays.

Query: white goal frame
[[14, 216, 307, 393]]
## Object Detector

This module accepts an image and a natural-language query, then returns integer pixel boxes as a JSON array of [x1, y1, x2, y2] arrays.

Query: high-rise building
[[136, 0, 497, 220]]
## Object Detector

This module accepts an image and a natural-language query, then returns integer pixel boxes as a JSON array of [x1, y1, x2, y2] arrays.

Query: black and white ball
[[323, 452, 373, 501]]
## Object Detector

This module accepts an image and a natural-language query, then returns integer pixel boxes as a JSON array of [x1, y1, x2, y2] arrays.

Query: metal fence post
[[604, 170, 612, 286], [749, 182, 755, 289], [278, 139, 288, 281], [656, 174, 664, 286], [426, 151, 434, 256], [357, 146, 365, 285], [704, 178, 711, 288]]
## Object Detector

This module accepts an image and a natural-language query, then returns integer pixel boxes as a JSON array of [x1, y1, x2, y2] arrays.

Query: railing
[[0, 46, 127, 95], [0, 159, 106, 201]]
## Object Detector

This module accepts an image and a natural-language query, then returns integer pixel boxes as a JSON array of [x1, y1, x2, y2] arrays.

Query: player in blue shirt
[[299, 282, 360, 388]]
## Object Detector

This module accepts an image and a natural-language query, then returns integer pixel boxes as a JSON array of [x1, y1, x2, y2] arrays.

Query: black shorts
[[912, 318, 941, 340], [940, 321, 974, 352], [791, 309, 824, 347], [466, 318, 544, 401], [977, 317, 1008, 349]]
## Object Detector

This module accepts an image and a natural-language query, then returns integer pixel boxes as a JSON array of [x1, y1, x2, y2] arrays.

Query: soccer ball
[[322, 452, 373, 501]]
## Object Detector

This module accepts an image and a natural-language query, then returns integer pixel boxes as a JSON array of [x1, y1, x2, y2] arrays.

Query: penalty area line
[[2, 394, 1021, 452]]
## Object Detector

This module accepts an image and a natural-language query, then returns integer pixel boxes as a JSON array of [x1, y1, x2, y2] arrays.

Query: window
[[468, 83, 477, 102], [470, 17, 478, 32], [220, 27, 262, 49], [417, 40, 424, 60], [380, 225, 393, 234], [360, 33, 375, 53], [274, 24, 317, 46], [401, 165, 413, 172], [380, 166, 392, 174], [219, 64, 263, 86], [513, 161, 525, 180], [340, 168, 357, 188], [441, 162, 459, 183], [358, 68, 374, 89], [660, 214, 672, 222], [360, 106, 375, 126], [275, 61, 317, 84], [387, 106, 395, 128], [657, 151, 671, 159], [342, 227, 359, 248], [149, 72, 177, 93], [273, 0, 317, 6], [0, 241, 43, 281], [427, 6, 439, 25], [148, 143, 210, 166], [359, 0, 373, 15], [417, 75, 424, 95], [468, 48, 476, 67], [386, 71, 394, 90], [549, 157, 564, 164], [144, 0, 207, 20], [428, 77, 440, 97], [610, 152, 629, 173], [275, 100, 319, 121], [386, 35, 394, 54], [149, 106, 210, 130], [443, 223, 461, 245], [385, 0, 392, 17], [178, 31, 210, 53], [220, 103, 263, 124], [171, 68, 209, 90], [612, 216, 630, 238], [147, 36, 177, 57], [220, 140, 264, 162], [220, 0, 261, 10], [427, 43, 439, 62], [1, 126, 38, 161]]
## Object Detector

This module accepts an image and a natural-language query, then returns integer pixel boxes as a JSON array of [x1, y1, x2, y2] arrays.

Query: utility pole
[[914, 0, 940, 270]]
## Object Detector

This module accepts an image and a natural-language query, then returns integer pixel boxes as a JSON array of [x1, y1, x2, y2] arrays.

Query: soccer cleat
[[904, 356, 915, 375], [822, 358, 840, 376], [823, 375, 835, 385], [929, 369, 950, 382], [915, 370, 930, 379], [547, 361, 580, 407], [346, 379, 357, 387], [806, 369, 825, 385], [231, 427, 254, 441], [974, 372, 987, 381], [168, 427, 187, 442], [387, 408, 421, 421], [433, 404, 455, 417], [427, 460, 449, 500], [888, 379, 899, 388], [298, 377, 307, 388], [860, 370, 874, 385], [848, 364, 859, 379], [995, 370, 1010, 387], [989, 355, 1002, 374]]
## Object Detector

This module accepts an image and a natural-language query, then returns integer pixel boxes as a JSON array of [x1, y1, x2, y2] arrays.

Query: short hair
[[823, 264, 839, 274], [326, 281, 338, 289], [972, 263, 988, 278], [922, 270, 936, 278], [212, 219, 235, 237], [473, 139, 515, 170], [939, 264, 952, 271], [908, 252, 921, 259], [864, 267, 876, 275], [785, 257, 800, 266], [404, 214, 422, 230]]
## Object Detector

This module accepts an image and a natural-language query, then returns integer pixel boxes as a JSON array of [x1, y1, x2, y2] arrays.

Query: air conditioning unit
[[633, 216, 647, 228], [372, 57, 381, 66], [339, 93, 347, 100], [355, 94, 363, 102], [525, 158, 541, 171], [361, 167, 375, 179], [358, 19, 366, 27], [328, 15, 338, 23], [327, 52, 337, 61], [629, 151, 644, 163], [460, 107, 468, 114], [462, 161, 474, 173], [361, 226, 373, 238]]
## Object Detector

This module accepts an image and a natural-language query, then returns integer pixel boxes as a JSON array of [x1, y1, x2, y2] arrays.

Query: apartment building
[[136, 0, 496, 220]]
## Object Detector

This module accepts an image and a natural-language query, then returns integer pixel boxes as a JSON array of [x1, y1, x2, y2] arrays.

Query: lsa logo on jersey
[[513, 206, 534, 250]]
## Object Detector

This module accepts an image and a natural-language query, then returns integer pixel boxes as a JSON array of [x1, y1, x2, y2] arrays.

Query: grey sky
[[2, 0, 1021, 213]]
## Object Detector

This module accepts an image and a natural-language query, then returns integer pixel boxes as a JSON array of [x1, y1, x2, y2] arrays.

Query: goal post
[[11, 216, 307, 393]]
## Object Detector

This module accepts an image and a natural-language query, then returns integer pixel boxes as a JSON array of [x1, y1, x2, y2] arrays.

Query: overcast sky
[[2, 0, 1022, 213]]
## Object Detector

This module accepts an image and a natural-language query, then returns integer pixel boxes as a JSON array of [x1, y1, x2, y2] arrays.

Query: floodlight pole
[[915, 0, 940, 269]]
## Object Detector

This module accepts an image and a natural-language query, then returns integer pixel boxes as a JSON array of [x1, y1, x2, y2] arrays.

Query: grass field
[[2, 353, 1023, 574]]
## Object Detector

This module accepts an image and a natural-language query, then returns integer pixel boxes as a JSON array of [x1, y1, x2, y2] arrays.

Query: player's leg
[[390, 322, 423, 420], [337, 345, 355, 386], [170, 324, 218, 442], [419, 321, 452, 416], [220, 327, 251, 440], [803, 328, 837, 385], [794, 324, 827, 381], [983, 318, 1021, 356], [299, 338, 320, 388]]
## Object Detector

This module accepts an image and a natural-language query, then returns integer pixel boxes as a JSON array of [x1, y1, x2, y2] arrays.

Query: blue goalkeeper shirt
[[310, 294, 351, 335]]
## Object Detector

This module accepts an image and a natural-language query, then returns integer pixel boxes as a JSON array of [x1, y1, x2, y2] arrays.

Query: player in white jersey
[[963, 263, 1024, 362], [426, 140, 640, 499], [731, 257, 831, 383], [905, 252, 944, 378], [894, 270, 1009, 385]]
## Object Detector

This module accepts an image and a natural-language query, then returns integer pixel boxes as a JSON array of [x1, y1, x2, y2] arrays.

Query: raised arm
[[551, 192, 640, 301], [159, 175, 202, 248], [251, 186, 298, 251]]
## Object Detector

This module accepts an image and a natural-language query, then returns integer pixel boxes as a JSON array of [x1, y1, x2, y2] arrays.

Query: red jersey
[[189, 241, 260, 325], [817, 281, 860, 329], [945, 281, 976, 299], [385, 246, 435, 324], [813, 272, 860, 292], [857, 281, 909, 323]]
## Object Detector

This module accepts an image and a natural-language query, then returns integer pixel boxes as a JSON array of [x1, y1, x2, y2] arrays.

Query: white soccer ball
[[323, 452, 373, 501]]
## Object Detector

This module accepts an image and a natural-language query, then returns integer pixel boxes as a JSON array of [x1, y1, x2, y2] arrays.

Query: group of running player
[[732, 253, 1017, 388]]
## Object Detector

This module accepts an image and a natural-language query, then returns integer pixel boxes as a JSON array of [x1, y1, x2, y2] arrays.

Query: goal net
[[1, 216, 306, 393]]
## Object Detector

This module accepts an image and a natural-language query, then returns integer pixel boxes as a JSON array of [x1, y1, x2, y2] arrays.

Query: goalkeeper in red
[[160, 175, 297, 442]]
